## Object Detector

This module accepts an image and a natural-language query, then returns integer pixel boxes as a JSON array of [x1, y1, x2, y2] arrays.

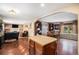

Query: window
[[64, 25, 73, 33]]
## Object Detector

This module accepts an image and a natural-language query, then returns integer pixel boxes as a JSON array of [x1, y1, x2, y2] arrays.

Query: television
[[12, 24, 18, 28]]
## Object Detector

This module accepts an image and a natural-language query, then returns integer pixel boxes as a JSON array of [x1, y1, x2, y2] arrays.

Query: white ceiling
[[0, 3, 78, 24], [40, 12, 77, 23]]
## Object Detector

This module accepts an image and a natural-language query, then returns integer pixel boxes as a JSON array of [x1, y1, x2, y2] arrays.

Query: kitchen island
[[29, 35, 57, 55]]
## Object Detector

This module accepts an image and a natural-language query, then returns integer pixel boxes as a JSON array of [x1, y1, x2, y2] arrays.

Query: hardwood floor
[[57, 39, 77, 55], [0, 38, 78, 55], [0, 38, 29, 55]]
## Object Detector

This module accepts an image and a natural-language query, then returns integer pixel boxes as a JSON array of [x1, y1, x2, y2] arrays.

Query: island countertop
[[29, 35, 57, 46]]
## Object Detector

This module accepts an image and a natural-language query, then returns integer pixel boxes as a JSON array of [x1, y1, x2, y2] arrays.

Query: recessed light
[[9, 9, 16, 16], [40, 3, 45, 7]]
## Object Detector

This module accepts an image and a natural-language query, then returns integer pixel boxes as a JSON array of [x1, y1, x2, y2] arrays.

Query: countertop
[[29, 35, 57, 46]]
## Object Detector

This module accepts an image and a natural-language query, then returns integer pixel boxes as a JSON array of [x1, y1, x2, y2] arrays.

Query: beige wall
[[4, 24, 29, 32], [19, 24, 28, 32], [28, 19, 37, 36]]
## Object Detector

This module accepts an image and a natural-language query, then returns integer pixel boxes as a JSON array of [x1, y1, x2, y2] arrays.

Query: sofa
[[4, 32, 19, 41]]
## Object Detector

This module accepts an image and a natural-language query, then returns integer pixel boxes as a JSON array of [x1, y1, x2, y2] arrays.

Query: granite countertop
[[29, 35, 57, 46]]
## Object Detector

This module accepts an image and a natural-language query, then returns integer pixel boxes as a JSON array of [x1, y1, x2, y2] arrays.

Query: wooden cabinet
[[35, 43, 43, 55], [29, 40, 35, 55], [48, 23, 54, 31], [48, 23, 61, 32], [48, 23, 61, 39], [35, 42, 57, 55], [29, 36, 57, 55], [29, 40, 57, 55]]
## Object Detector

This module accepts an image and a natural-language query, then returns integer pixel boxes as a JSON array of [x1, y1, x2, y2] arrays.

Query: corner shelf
[[34, 21, 42, 35]]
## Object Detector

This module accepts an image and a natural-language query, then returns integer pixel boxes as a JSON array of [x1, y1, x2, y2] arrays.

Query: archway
[[39, 11, 78, 54]]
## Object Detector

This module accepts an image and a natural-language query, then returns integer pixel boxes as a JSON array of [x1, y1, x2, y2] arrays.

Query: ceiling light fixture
[[40, 3, 45, 7], [9, 9, 16, 16]]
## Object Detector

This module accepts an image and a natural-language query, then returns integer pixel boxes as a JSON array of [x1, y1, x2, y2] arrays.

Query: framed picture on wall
[[64, 25, 73, 33]]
